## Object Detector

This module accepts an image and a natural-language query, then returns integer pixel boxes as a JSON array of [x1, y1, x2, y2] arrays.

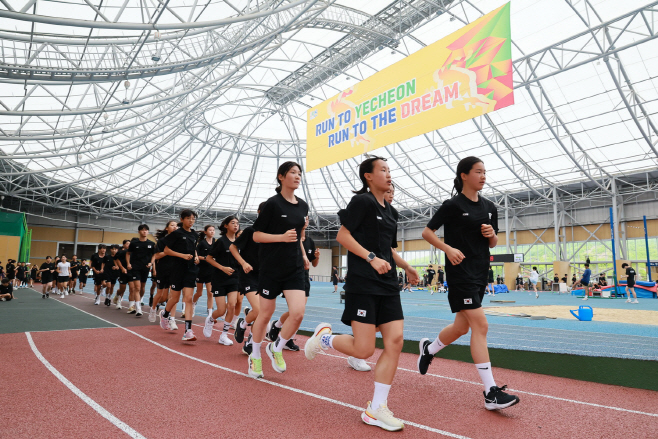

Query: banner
[[306, 2, 512, 171]]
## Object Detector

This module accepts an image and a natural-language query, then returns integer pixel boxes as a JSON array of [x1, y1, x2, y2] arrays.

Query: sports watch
[[366, 252, 376, 262]]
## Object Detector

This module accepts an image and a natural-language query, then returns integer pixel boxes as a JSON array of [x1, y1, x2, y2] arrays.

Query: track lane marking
[[35, 290, 658, 419], [25, 332, 147, 439]]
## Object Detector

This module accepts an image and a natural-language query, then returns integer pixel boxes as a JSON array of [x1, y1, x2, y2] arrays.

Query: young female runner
[[203, 216, 240, 346], [266, 217, 320, 351], [194, 225, 216, 316], [149, 220, 177, 324], [417, 156, 519, 410], [160, 210, 199, 341], [305, 157, 418, 431], [230, 202, 265, 353], [247, 161, 310, 378]]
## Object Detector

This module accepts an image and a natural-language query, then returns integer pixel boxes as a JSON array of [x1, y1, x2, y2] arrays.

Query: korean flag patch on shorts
[[357, 309, 367, 317], [464, 298, 473, 305]]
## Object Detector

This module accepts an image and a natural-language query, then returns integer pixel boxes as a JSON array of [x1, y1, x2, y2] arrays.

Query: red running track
[[3, 300, 658, 438]]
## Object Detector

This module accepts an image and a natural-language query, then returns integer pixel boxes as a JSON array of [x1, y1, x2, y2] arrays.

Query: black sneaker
[[42, 294, 46, 299], [234, 318, 246, 343], [104, 298, 111, 306], [244, 307, 251, 318], [484, 385, 520, 410], [242, 333, 253, 356], [417, 338, 434, 375], [46, 293, 49, 298], [284, 339, 300, 351], [266, 320, 281, 342], [148, 295, 153, 307]]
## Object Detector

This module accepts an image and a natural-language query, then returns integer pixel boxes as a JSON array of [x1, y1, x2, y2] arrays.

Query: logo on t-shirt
[[308, 249, 312, 253], [376, 216, 382, 220], [488, 213, 492, 219], [262, 289, 269, 295], [147, 245, 152, 248], [357, 309, 367, 317], [464, 298, 473, 304], [462, 213, 469, 216], [281, 215, 287, 218]]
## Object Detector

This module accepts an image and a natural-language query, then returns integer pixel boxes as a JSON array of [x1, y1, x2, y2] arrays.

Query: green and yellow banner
[[306, 2, 513, 171]]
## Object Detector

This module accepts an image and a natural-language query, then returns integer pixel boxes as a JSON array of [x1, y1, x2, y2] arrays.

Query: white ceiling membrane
[[1, 0, 657, 224]]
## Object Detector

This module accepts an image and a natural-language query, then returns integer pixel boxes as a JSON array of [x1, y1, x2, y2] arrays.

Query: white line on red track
[[34, 289, 658, 420], [25, 332, 147, 439]]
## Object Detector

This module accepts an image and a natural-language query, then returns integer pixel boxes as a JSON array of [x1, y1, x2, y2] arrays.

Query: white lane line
[[41, 290, 658, 419], [319, 351, 658, 418], [25, 332, 147, 439], [48, 296, 471, 438]]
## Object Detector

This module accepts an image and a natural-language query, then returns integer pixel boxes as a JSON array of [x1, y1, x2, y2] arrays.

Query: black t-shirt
[[31, 267, 38, 278], [40, 262, 56, 278], [438, 268, 444, 282], [303, 237, 317, 273], [598, 276, 606, 285], [90, 253, 111, 273], [488, 268, 494, 281], [162, 228, 198, 269], [196, 237, 216, 275], [233, 227, 260, 276], [427, 269, 436, 280], [338, 192, 399, 295], [106, 253, 120, 277], [572, 276, 577, 283], [210, 235, 239, 284], [115, 249, 128, 268], [79, 265, 90, 277], [70, 260, 80, 275], [332, 268, 338, 282], [17, 266, 26, 277], [554, 276, 559, 282], [0, 284, 13, 297], [7, 264, 15, 277], [626, 267, 636, 284], [426, 193, 498, 287], [128, 239, 156, 270], [154, 239, 173, 272], [252, 193, 309, 276]]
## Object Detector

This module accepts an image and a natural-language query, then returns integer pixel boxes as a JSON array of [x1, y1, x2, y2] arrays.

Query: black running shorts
[[71, 273, 78, 280], [305, 275, 311, 298], [156, 270, 171, 289], [212, 279, 239, 297], [196, 270, 213, 285], [41, 274, 53, 284], [341, 293, 403, 327], [239, 273, 259, 296], [129, 267, 150, 283], [118, 272, 131, 285], [258, 268, 305, 301], [94, 274, 106, 286], [169, 265, 199, 291], [106, 275, 119, 285], [627, 280, 636, 288], [447, 284, 486, 313], [57, 276, 70, 283], [78, 275, 87, 284]]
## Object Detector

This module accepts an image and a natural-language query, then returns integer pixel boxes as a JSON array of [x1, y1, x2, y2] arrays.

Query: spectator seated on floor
[[0, 278, 14, 301]]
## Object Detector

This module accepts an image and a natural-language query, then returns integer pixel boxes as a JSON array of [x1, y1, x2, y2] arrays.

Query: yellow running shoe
[[248, 355, 263, 379], [266, 342, 286, 373], [361, 401, 404, 431]]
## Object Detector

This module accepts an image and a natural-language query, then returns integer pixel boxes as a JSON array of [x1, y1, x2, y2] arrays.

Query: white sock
[[320, 334, 335, 349], [129, 300, 135, 308], [428, 336, 447, 355], [251, 342, 262, 360], [240, 319, 247, 329], [222, 322, 230, 334], [231, 315, 238, 324], [274, 337, 288, 352], [371, 382, 391, 410], [476, 362, 496, 392], [275, 319, 284, 329], [136, 302, 142, 311]]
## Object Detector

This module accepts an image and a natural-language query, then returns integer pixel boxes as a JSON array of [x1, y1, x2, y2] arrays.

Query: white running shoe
[[304, 322, 332, 360], [168, 317, 178, 330], [203, 315, 215, 338], [626, 298, 632, 303], [94, 297, 101, 305], [348, 356, 372, 371], [148, 308, 157, 323], [632, 299, 639, 304], [158, 310, 170, 330], [218, 333, 233, 346], [582, 296, 588, 300], [116, 302, 122, 310], [361, 402, 404, 431]]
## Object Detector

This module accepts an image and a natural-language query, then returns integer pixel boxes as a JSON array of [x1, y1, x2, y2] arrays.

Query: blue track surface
[[81, 280, 658, 361]]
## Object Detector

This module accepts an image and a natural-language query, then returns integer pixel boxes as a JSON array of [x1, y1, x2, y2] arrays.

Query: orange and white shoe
[[304, 322, 332, 360], [361, 401, 404, 431]]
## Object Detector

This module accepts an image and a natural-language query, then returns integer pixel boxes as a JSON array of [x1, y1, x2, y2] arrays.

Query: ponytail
[[198, 224, 215, 241], [275, 161, 302, 193], [452, 156, 483, 196], [155, 220, 177, 240], [352, 156, 387, 194]]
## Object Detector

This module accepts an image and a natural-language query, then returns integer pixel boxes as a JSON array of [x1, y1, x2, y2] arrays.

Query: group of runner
[[27, 156, 519, 431]]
